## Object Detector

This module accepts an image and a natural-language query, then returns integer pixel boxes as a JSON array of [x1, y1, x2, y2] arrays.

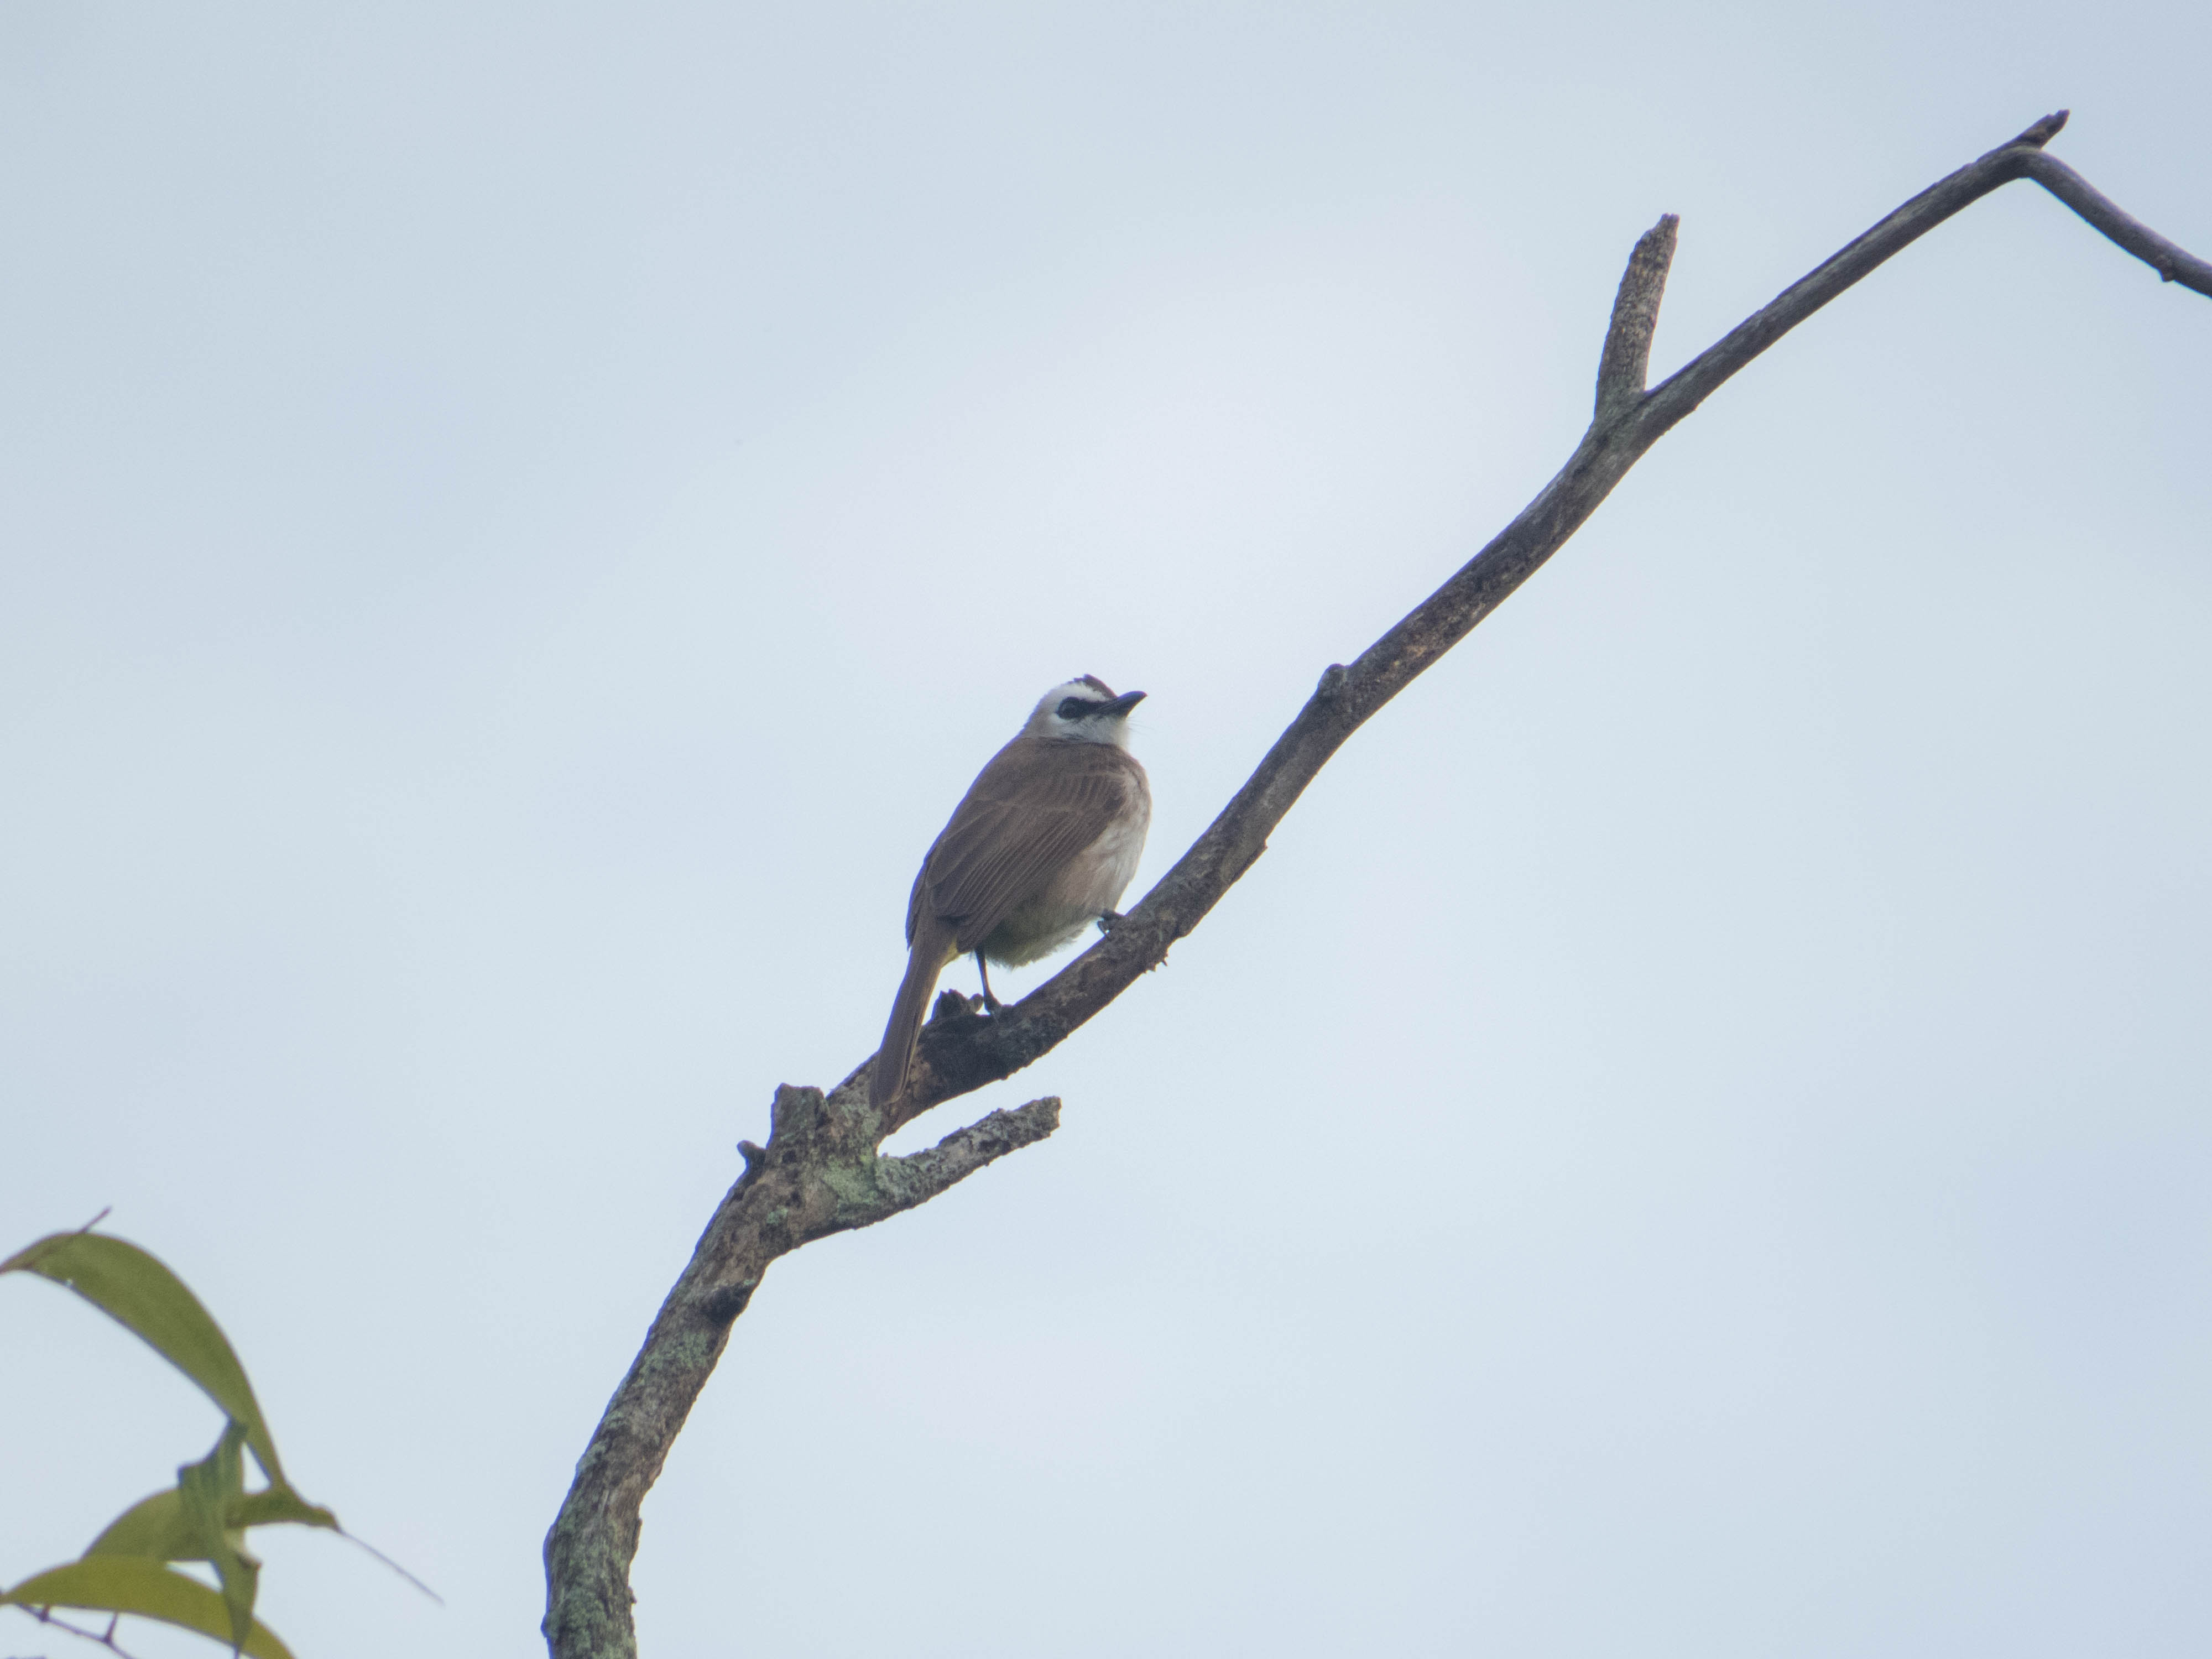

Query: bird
[[870, 675, 1151, 1113]]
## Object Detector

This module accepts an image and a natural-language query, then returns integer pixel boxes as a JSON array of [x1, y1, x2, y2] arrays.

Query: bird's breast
[[1056, 813, 1146, 913], [983, 800, 1151, 967]]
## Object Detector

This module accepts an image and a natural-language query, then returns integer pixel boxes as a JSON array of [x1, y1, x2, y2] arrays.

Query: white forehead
[[1033, 676, 1115, 714]]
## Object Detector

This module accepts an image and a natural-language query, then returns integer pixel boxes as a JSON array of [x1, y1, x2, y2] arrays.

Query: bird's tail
[[871, 925, 958, 1114]]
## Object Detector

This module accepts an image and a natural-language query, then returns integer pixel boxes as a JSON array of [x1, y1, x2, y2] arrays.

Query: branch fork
[[540, 1072, 1057, 1657]]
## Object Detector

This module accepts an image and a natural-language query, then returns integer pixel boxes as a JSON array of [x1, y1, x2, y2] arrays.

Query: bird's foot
[[1095, 909, 1128, 936], [976, 989, 1006, 1015]]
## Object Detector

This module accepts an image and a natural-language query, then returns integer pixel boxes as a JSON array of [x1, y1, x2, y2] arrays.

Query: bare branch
[[879, 109, 2208, 1138], [544, 112, 2211, 1659], [2019, 149, 2212, 295], [876, 1097, 1063, 1212], [1638, 112, 2070, 432]]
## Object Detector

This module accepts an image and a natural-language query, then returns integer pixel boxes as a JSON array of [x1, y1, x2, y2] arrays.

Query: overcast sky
[[4, 5, 2209, 1657]]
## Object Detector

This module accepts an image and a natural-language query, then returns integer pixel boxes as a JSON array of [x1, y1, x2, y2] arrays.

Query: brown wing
[[907, 740, 1140, 954]]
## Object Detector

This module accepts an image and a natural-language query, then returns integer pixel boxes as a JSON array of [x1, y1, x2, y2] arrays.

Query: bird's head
[[1024, 675, 1146, 747]]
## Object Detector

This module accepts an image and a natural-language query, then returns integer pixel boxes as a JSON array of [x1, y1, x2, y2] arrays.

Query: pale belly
[[980, 814, 1149, 967]]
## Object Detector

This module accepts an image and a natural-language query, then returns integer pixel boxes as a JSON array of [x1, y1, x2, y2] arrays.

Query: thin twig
[[335, 1526, 444, 1606], [542, 111, 2210, 1659], [8, 1604, 144, 1659]]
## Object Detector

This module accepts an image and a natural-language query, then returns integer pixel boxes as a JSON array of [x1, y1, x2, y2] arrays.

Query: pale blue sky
[[4, 5, 2209, 1656]]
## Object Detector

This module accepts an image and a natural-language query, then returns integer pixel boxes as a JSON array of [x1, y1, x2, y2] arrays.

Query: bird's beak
[[1104, 690, 1146, 717]]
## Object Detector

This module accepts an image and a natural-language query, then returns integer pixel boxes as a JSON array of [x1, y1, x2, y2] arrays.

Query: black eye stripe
[[1057, 697, 1100, 720]]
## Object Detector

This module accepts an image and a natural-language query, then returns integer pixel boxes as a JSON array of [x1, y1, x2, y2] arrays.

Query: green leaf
[[90, 1484, 338, 1561], [175, 1421, 262, 1649], [1, 1231, 289, 1489], [1, 1557, 295, 1659], [87, 1489, 199, 1560], [84, 1422, 344, 1647]]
